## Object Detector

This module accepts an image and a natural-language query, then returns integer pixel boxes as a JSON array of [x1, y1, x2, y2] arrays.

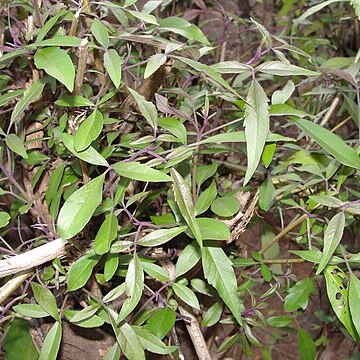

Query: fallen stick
[[0, 270, 32, 305], [0, 238, 68, 278]]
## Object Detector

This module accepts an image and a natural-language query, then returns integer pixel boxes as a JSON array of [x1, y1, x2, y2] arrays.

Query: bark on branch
[[0, 238, 68, 278]]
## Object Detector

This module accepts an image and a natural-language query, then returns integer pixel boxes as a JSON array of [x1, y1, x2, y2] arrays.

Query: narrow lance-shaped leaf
[[244, 78, 270, 185], [137, 227, 187, 247], [202, 246, 243, 325], [112, 161, 170, 182], [256, 61, 320, 77], [291, 118, 360, 169], [91, 18, 109, 48], [170, 168, 202, 247], [31, 283, 60, 322], [172, 282, 200, 309], [34, 47, 75, 92], [67, 250, 101, 291], [57, 174, 105, 240], [298, 328, 316, 360], [38, 322, 62, 360], [104, 49, 123, 89], [74, 110, 104, 152], [117, 254, 144, 323], [158, 17, 210, 45], [349, 272, 360, 337], [6, 134, 28, 159], [11, 78, 46, 126], [316, 212, 345, 275], [145, 54, 167, 79], [61, 133, 109, 167], [94, 212, 118, 255], [128, 88, 158, 130], [324, 266, 359, 341]]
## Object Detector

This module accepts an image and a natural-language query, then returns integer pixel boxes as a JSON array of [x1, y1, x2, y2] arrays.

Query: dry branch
[[0, 238, 68, 278]]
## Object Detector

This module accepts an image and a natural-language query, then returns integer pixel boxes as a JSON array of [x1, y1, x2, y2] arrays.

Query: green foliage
[[1, 1, 360, 358]]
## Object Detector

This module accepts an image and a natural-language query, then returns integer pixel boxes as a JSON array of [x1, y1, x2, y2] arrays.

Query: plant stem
[[259, 214, 308, 255]]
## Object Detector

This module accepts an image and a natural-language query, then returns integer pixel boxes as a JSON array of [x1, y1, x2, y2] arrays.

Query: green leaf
[[211, 196, 240, 217], [259, 177, 275, 211], [94, 212, 118, 255], [31, 283, 60, 322], [196, 218, 230, 241], [291, 118, 360, 169], [202, 246, 243, 325], [194, 180, 218, 216], [70, 304, 100, 323], [349, 273, 360, 337], [144, 307, 176, 339], [309, 195, 343, 208], [103, 283, 126, 303], [158, 117, 187, 144], [284, 278, 316, 312], [196, 163, 217, 186], [172, 282, 200, 309], [270, 103, 310, 118], [256, 61, 320, 77], [117, 254, 144, 323], [64, 309, 105, 328], [298, 328, 316, 360], [0, 89, 24, 107], [145, 54, 167, 79], [266, 315, 294, 328], [0, 211, 11, 228], [6, 134, 28, 159], [244, 78, 270, 185], [11, 78, 46, 125], [170, 168, 202, 247], [34, 36, 82, 47], [13, 304, 49, 318], [132, 326, 177, 355], [91, 18, 109, 48], [113, 161, 170, 182], [316, 212, 345, 275], [104, 253, 120, 282], [67, 250, 100, 291], [36, 10, 69, 42], [158, 17, 209, 45], [2, 319, 38, 360], [110, 317, 145, 360], [61, 133, 109, 167], [34, 47, 75, 92], [57, 174, 105, 240], [271, 80, 295, 104], [198, 131, 294, 144], [104, 49, 123, 89], [125, 9, 158, 25], [201, 302, 223, 327], [174, 56, 241, 98], [290, 250, 343, 265], [211, 61, 252, 74], [262, 143, 276, 168], [137, 226, 187, 247], [38, 322, 62, 360], [103, 343, 121, 360], [128, 88, 158, 129], [175, 241, 201, 277], [292, 0, 345, 34], [74, 110, 104, 152], [45, 164, 65, 205], [351, 0, 360, 19], [324, 266, 359, 341], [55, 95, 93, 107], [141, 261, 169, 282]]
